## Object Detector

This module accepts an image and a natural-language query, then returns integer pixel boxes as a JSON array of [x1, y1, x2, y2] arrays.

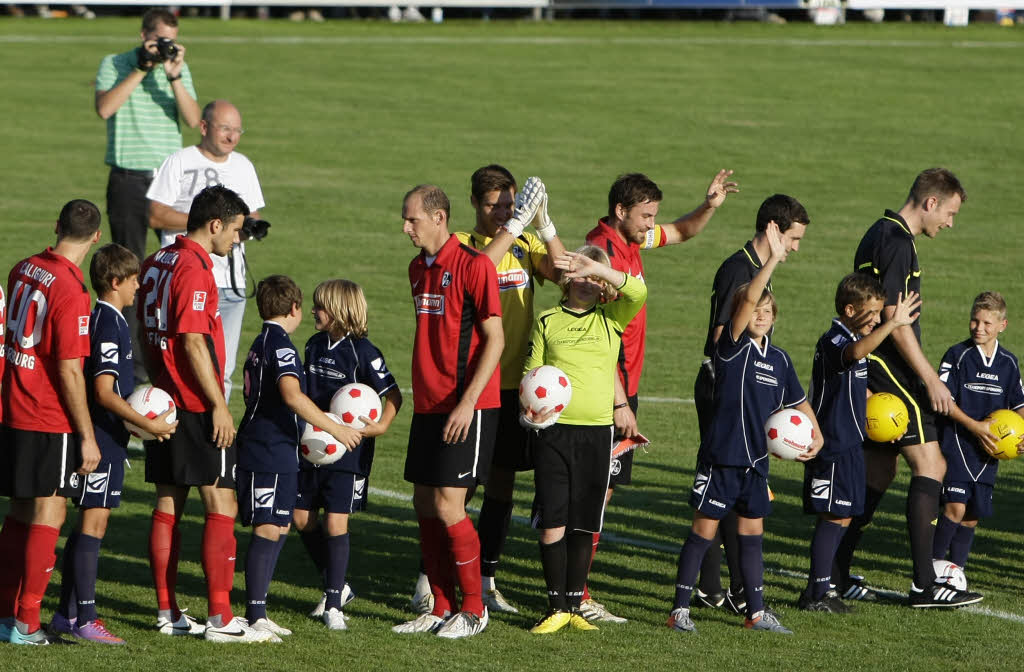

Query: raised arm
[[662, 169, 739, 245], [844, 291, 921, 364], [729, 222, 784, 343]]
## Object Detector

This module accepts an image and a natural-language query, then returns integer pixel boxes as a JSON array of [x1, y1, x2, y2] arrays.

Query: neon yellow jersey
[[524, 275, 648, 426], [456, 230, 549, 389]]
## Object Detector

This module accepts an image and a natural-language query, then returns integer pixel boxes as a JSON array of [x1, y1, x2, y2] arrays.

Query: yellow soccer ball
[[865, 392, 909, 443], [985, 409, 1024, 460]]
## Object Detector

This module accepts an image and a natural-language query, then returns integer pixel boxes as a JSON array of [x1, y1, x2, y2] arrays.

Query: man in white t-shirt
[[147, 99, 265, 401]]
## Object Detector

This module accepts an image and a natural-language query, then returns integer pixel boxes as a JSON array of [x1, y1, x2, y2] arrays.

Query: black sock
[[907, 476, 942, 587], [949, 525, 976, 568], [325, 533, 351, 610], [298, 525, 329, 589], [720, 511, 743, 594], [58, 530, 80, 620], [565, 532, 592, 611], [674, 531, 713, 610], [808, 520, 844, 600], [697, 531, 724, 595], [737, 534, 764, 617], [932, 514, 959, 561], [833, 486, 884, 587], [478, 496, 514, 579], [539, 537, 568, 612]]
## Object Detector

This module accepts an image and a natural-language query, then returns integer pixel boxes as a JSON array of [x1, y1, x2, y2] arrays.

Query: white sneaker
[[249, 617, 292, 637], [156, 610, 205, 636], [392, 612, 446, 634], [666, 607, 697, 633], [410, 573, 434, 614], [323, 608, 348, 631], [204, 616, 280, 643], [309, 593, 328, 618], [579, 598, 627, 623], [483, 588, 519, 614], [435, 608, 488, 639]]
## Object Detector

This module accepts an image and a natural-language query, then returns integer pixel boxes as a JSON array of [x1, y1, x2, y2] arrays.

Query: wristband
[[535, 222, 557, 243], [613, 403, 628, 410], [167, 74, 182, 82]]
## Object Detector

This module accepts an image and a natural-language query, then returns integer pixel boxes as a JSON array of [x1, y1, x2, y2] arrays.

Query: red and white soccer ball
[[124, 385, 177, 440], [300, 412, 346, 466], [764, 409, 814, 460], [329, 383, 383, 429], [519, 365, 572, 421], [933, 559, 967, 591]]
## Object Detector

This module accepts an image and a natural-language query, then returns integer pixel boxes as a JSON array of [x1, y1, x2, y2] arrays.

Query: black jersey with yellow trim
[[854, 209, 922, 369]]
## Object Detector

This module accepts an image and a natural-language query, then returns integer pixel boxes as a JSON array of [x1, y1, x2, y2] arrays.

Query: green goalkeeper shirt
[[524, 274, 647, 426]]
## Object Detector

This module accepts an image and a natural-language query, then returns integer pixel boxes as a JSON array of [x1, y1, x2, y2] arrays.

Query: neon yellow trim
[[857, 261, 878, 274], [882, 215, 912, 237], [867, 353, 924, 433], [741, 247, 758, 268]]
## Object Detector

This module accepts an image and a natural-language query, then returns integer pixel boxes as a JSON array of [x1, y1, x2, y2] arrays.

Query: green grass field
[[0, 16, 1023, 671]]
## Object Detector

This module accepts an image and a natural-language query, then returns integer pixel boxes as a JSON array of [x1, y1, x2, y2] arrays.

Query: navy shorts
[[689, 462, 771, 519], [802, 450, 865, 518], [295, 468, 368, 515], [609, 394, 638, 488], [866, 356, 938, 448], [490, 390, 533, 472], [74, 457, 125, 510], [941, 480, 994, 519], [237, 470, 298, 527], [404, 409, 498, 488]]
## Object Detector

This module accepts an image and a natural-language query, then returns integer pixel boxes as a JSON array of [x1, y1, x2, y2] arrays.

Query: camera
[[242, 216, 271, 242], [139, 37, 178, 67]]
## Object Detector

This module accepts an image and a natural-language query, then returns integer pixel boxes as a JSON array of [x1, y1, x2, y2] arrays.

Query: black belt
[[110, 166, 155, 178]]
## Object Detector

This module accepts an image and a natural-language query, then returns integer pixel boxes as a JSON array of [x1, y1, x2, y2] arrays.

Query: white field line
[[370, 485, 1024, 624], [396, 387, 693, 403], [1, 34, 1023, 49]]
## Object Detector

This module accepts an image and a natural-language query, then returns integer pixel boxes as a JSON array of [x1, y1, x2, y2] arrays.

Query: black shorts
[[531, 424, 615, 533], [490, 389, 533, 472], [145, 409, 237, 488], [0, 428, 86, 499], [866, 355, 938, 448], [941, 480, 994, 519], [609, 394, 639, 487], [404, 409, 498, 488], [296, 468, 369, 514]]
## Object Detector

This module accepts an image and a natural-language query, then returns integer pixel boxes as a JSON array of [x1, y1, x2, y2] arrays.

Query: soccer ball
[[329, 383, 383, 429], [933, 559, 967, 591], [865, 392, 909, 443], [300, 412, 346, 466], [985, 409, 1024, 460], [519, 365, 572, 420], [124, 385, 177, 440], [764, 409, 814, 460]]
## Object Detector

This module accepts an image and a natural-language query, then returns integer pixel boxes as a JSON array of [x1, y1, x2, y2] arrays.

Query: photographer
[[147, 100, 268, 402], [96, 8, 200, 383]]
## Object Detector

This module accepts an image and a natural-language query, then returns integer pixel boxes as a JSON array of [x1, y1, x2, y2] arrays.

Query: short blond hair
[[731, 282, 778, 318], [559, 245, 618, 302], [313, 279, 368, 340], [972, 291, 1007, 321]]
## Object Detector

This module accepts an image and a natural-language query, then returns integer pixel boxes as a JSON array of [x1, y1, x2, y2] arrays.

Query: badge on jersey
[[100, 342, 119, 364], [512, 246, 524, 259], [276, 347, 297, 368], [441, 271, 452, 288], [78, 316, 90, 335], [497, 269, 529, 292], [414, 293, 444, 315], [192, 291, 207, 311], [370, 357, 391, 380]]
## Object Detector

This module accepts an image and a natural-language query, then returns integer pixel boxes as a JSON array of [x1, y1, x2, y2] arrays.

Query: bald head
[[199, 100, 243, 160]]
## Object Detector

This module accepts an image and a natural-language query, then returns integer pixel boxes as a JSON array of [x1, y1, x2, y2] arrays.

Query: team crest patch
[[441, 271, 452, 288], [100, 342, 119, 364], [810, 478, 831, 500], [192, 291, 207, 311], [254, 488, 275, 509], [370, 357, 390, 379], [610, 459, 621, 476], [276, 348, 297, 367], [78, 316, 90, 335], [69, 473, 80, 489], [86, 472, 109, 494], [354, 477, 366, 500], [692, 472, 709, 496], [512, 246, 524, 259]]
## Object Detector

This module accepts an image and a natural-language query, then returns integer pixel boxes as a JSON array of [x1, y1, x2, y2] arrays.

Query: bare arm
[[662, 169, 739, 245], [479, 230, 520, 268], [278, 375, 361, 450], [182, 332, 234, 449], [163, 44, 200, 128], [729, 222, 784, 343], [95, 69, 148, 119], [443, 316, 504, 444], [94, 373, 176, 440], [612, 372, 638, 439], [149, 200, 188, 232], [58, 359, 100, 474], [535, 235, 567, 282], [843, 291, 921, 364]]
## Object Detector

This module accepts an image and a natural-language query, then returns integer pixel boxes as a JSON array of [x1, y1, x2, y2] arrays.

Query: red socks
[[418, 517, 455, 617], [150, 510, 181, 615], [17, 524, 59, 632], [447, 517, 483, 617], [201, 513, 237, 624], [582, 532, 600, 602], [0, 516, 29, 619]]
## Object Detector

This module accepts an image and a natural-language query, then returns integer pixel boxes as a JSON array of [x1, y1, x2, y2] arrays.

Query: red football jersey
[[3, 249, 91, 433], [585, 218, 666, 397], [0, 284, 5, 425], [409, 234, 502, 414], [138, 236, 226, 412]]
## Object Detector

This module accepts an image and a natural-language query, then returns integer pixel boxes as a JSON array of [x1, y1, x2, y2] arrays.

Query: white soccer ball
[[300, 412, 346, 466], [329, 383, 383, 429], [933, 559, 967, 591], [519, 365, 572, 422], [764, 409, 814, 460], [124, 385, 177, 440]]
